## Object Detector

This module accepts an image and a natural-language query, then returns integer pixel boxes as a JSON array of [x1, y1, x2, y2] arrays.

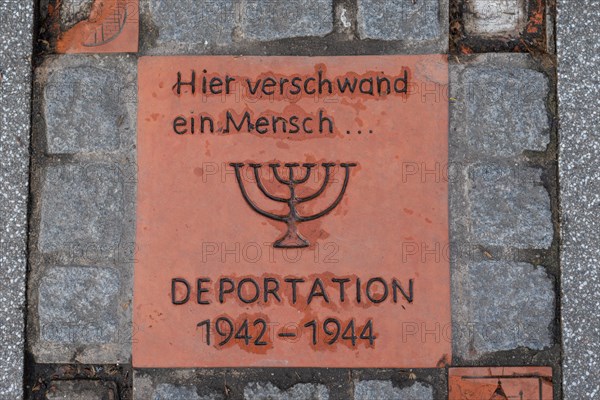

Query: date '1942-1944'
[[196, 317, 376, 347]]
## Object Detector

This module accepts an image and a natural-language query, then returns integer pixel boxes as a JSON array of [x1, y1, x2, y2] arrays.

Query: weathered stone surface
[[454, 261, 554, 358], [41, 56, 137, 154], [242, 0, 333, 41], [31, 263, 130, 364], [46, 380, 117, 400], [153, 384, 200, 400], [37, 163, 125, 254], [357, 0, 441, 40], [134, 371, 226, 400], [153, 383, 223, 400], [558, 1, 600, 398], [45, 68, 119, 152], [60, 0, 95, 30], [0, 0, 33, 398], [354, 381, 433, 400], [244, 382, 329, 400], [468, 164, 553, 248], [145, 0, 236, 46], [38, 266, 120, 344], [464, 0, 526, 36], [462, 67, 550, 157]]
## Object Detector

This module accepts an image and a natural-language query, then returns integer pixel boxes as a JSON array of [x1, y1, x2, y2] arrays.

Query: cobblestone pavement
[[0, 0, 595, 398]]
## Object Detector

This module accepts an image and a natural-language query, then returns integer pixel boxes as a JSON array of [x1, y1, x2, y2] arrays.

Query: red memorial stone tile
[[49, 0, 138, 53], [449, 367, 554, 400], [133, 55, 450, 368]]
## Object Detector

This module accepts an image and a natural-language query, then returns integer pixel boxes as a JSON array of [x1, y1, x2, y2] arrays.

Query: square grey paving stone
[[357, 0, 443, 41], [242, 0, 333, 41], [354, 380, 433, 400], [37, 163, 126, 254], [142, 0, 236, 48], [38, 55, 137, 155], [463, 0, 527, 37], [31, 264, 131, 364], [450, 58, 551, 159], [38, 266, 120, 345], [243, 382, 329, 400], [453, 261, 555, 359], [152, 383, 223, 400], [468, 164, 553, 249], [462, 67, 550, 157], [134, 372, 227, 400]]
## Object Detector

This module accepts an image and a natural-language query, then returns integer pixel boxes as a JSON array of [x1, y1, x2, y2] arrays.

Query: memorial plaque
[[449, 367, 553, 399], [133, 55, 450, 368]]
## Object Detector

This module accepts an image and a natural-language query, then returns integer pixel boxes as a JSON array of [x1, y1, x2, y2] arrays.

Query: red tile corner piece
[[52, 0, 138, 54], [449, 367, 553, 400]]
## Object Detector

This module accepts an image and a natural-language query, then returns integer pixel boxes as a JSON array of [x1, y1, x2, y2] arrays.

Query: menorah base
[[273, 231, 310, 249]]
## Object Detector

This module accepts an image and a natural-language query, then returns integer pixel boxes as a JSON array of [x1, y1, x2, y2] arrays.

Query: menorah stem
[[274, 217, 309, 249]]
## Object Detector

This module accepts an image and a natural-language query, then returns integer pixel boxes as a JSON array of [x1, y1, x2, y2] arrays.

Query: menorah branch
[[297, 163, 335, 203], [291, 163, 317, 185], [270, 164, 291, 185], [230, 163, 286, 222], [297, 163, 356, 222], [250, 164, 287, 203]]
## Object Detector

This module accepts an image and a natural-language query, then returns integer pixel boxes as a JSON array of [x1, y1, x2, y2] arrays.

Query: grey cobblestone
[[38, 163, 125, 254], [30, 262, 131, 363], [39, 55, 137, 155], [354, 381, 433, 400], [134, 371, 231, 400], [144, 0, 236, 47], [38, 266, 120, 344], [464, 0, 527, 36], [242, 0, 333, 41], [468, 164, 553, 249], [46, 380, 118, 400], [244, 382, 329, 400], [357, 0, 442, 41], [153, 383, 223, 400], [454, 261, 554, 358], [457, 64, 550, 158]]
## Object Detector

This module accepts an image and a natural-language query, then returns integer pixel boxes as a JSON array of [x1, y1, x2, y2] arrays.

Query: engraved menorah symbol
[[230, 162, 357, 248]]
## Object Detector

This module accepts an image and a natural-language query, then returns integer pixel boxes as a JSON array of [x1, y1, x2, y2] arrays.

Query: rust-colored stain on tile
[[449, 367, 553, 399], [50, 0, 138, 53], [133, 55, 450, 368]]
